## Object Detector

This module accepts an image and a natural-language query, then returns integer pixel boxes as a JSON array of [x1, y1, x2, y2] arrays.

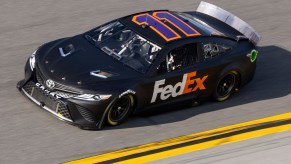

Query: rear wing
[[197, 1, 261, 45]]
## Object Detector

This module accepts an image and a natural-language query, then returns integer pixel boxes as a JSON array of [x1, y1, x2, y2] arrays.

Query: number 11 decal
[[132, 11, 200, 42]]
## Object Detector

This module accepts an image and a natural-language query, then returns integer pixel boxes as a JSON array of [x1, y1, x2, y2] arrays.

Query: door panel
[[135, 38, 235, 112]]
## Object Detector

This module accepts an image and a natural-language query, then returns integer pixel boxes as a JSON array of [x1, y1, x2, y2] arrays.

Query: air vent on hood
[[59, 44, 75, 57], [90, 70, 116, 79]]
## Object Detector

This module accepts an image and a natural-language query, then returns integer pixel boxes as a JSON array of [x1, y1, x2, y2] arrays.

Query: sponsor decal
[[119, 90, 136, 98], [45, 79, 55, 89], [151, 71, 208, 103], [36, 83, 61, 99]]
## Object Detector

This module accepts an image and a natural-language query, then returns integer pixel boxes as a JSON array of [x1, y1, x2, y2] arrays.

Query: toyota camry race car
[[17, 2, 261, 129]]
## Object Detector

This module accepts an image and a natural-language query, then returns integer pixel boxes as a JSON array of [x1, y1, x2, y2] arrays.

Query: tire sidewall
[[213, 71, 239, 102], [107, 94, 134, 126]]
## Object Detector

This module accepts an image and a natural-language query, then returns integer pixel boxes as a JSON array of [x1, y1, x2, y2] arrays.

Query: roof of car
[[119, 10, 228, 46]]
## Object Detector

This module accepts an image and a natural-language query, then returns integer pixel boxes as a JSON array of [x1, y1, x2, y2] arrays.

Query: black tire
[[107, 95, 134, 126], [213, 71, 239, 102]]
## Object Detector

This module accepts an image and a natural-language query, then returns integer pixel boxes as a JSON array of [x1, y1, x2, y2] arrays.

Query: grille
[[23, 81, 34, 95], [57, 102, 71, 120], [22, 82, 72, 120], [35, 68, 81, 94], [76, 105, 95, 122]]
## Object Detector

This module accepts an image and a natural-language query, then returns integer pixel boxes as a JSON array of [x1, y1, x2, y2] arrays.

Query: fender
[[97, 96, 118, 129], [98, 89, 137, 129], [218, 62, 242, 87]]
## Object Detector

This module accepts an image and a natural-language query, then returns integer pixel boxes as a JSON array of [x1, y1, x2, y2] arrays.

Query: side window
[[157, 43, 198, 74], [198, 42, 231, 61]]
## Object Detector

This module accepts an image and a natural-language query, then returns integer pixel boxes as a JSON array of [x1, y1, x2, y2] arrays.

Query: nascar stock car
[[17, 2, 261, 129]]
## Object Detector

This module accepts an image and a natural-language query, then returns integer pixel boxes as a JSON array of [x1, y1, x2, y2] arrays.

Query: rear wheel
[[213, 71, 239, 102], [107, 95, 134, 126]]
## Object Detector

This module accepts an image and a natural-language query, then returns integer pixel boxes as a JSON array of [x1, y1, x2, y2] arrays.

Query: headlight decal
[[74, 94, 111, 101]]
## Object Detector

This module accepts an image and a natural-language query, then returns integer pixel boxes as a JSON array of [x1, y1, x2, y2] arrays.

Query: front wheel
[[213, 71, 239, 102], [107, 95, 134, 126]]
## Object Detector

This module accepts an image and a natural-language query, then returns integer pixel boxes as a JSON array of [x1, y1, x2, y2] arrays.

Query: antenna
[[142, 13, 150, 28], [141, 13, 149, 28]]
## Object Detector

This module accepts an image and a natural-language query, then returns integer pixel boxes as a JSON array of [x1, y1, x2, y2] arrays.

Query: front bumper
[[17, 80, 74, 123], [17, 65, 113, 130]]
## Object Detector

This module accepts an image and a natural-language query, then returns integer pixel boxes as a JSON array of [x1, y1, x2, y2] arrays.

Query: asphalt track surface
[[150, 130, 291, 164], [0, 0, 291, 164]]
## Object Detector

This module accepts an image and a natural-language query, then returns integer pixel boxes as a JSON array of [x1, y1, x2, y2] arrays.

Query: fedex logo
[[151, 71, 208, 103]]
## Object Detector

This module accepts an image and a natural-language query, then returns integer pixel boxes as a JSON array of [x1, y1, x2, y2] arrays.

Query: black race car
[[17, 2, 261, 129]]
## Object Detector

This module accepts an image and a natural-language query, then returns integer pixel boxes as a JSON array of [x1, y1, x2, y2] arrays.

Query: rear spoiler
[[197, 1, 261, 46]]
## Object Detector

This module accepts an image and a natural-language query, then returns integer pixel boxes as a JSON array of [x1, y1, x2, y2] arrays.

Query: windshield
[[84, 21, 162, 74]]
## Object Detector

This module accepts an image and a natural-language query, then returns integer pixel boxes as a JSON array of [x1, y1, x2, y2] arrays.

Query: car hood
[[36, 35, 142, 91]]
